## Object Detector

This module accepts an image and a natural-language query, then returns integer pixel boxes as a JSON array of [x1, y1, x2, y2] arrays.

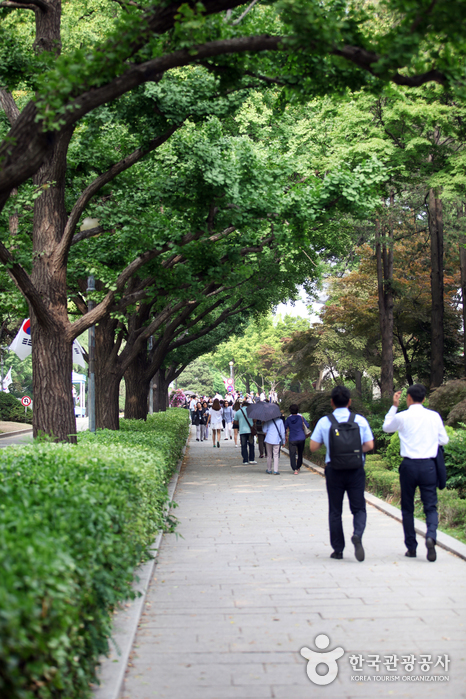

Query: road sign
[[227, 378, 234, 386], [227, 385, 233, 392], [21, 396, 32, 407]]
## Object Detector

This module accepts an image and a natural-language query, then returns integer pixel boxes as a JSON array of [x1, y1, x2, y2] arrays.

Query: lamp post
[[229, 360, 234, 394], [80, 217, 99, 433]]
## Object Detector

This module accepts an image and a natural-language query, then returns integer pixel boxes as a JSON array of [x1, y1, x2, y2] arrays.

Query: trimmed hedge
[[0, 391, 32, 424], [0, 409, 189, 699]]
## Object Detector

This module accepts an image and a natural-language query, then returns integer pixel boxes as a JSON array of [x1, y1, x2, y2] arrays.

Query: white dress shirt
[[383, 404, 449, 459]]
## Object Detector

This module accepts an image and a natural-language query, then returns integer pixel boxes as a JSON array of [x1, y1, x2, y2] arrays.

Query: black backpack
[[327, 413, 363, 470]]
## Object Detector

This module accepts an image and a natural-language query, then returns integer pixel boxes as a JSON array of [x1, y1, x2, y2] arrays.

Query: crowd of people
[[184, 391, 310, 473], [182, 384, 449, 565]]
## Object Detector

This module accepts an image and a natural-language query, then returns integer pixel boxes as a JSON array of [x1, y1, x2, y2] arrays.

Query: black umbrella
[[246, 401, 281, 422]]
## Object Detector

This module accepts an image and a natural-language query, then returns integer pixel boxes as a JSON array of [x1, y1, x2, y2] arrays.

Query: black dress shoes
[[330, 551, 343, 559], [351, 535, 365, 562], [405, 550, 417, 557], [426, 537, 437, 562]]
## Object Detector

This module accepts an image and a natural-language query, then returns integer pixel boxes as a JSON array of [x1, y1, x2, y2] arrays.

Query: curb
[[0, 427, 32, 438], [282, 447, 466, 562], [92, 430, 190, 699]]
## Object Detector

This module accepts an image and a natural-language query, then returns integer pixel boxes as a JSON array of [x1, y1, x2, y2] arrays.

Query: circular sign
[[227, 385, 233, 392], [226, 378, 234, 386], [21, 396, 32, 407]]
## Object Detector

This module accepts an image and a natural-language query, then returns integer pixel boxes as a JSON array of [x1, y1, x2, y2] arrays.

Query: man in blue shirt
[[310, 386, 374, 562]]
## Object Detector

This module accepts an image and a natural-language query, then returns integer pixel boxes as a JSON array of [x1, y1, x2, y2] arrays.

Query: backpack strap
[[240, 407, 253, 428], [348, 412, 356, 423], [327, 413, 339, 428]]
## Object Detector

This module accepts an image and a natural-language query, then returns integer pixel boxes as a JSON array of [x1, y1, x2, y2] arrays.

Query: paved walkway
[[121, 429, 466, 699]]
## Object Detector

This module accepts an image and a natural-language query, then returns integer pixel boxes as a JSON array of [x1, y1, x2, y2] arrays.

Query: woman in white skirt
[[207, 398, 223, 448]]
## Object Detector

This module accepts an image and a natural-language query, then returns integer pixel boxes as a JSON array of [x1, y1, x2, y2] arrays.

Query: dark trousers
[[399, 457, 438, 551], [289, 440, 305, 470], [325, 465, 366, 553], [240, 433, 255, 463], [257, 433, 265, 457]]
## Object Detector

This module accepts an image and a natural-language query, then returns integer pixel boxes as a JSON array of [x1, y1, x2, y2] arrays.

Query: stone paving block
[[120, 436, 466, 699]]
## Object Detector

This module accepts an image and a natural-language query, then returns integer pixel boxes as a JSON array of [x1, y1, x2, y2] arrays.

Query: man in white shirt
[[383, 384, 449, 562]]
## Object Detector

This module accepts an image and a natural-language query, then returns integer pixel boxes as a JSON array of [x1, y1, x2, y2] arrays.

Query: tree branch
[[0, 239, 50, 324], [58, 123, 181, 262], [0, 1, 42, 9], [231, 0, 259, 25], [0, 88, 20, 125]]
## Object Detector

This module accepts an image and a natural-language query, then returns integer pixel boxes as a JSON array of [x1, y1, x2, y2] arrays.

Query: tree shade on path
[[118, 430, 466, 699]]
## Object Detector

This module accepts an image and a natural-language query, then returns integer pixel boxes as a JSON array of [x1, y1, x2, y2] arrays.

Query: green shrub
[[443, 428, 466, 496], [365, 468, 400, 500], [0, 409, 189, 699], [429, 380, 466, 421], [0, 391, 32, 424], [438, 489, 466, 528]]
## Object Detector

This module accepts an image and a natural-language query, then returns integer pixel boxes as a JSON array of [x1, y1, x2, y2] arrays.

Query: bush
[[0, 391, 32, 424], [437, 489, 466, 529], [0, 409, 189, 699], [446, 399, 466, 428], [429, 380, 466, 421], [365, 468, 400, 500]]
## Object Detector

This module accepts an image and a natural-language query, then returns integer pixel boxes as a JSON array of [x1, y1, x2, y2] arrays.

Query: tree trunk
[[31, 316, 76, 441], [429, 190, 444, 388], [28, 2, 77, 442], [375, 211, 394, 398], [396, 333, 414, 386], [95, 372, 121, 431], [124, 351, 150, 420], [153, 369, 169, 412], [355, 369, 362, 396], [95, 316, 121, 430], [460, 232, 466, 375]]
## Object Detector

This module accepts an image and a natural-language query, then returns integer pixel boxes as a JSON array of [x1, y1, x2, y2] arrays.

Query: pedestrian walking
[[255, 418, 265, 458], [193, 402, 206, 441], [222, 401, 234, 440], [234, 401, 257, 465], [383, 384, 449, 562], [310, 385, 374, 562], [263, 416, 285, 474], [207, 398, 223, 448], [232, 400, 240, 448], [189, 395, 197, 424], [202, 400, 210, 440], [285, 404, 310, 474]]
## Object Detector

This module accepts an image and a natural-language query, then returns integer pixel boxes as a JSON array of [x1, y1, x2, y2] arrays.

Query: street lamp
[[229, 360, 234, 393], [80, 217, 99, 433]]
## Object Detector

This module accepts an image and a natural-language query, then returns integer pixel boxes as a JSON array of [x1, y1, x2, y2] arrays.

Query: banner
[[9, 319, 87, 368], [9, 318, 32, 360], [2, 366, 12, 392]]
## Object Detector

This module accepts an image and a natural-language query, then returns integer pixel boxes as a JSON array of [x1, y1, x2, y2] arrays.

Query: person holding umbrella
[[246, 401, 284, 474]]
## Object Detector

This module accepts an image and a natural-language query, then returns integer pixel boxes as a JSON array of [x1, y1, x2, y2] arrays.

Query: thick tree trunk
[[153, 369, 169, 412], [95, 372, 121, 431], [375, 213, 394, 398], [31, 317, 76, 441], [429, 190, 444, 388], [28, 2, 78, 442], [459, 233, 466, 375], [95, 317, 121, 430], [124, 352, 150, 420]]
